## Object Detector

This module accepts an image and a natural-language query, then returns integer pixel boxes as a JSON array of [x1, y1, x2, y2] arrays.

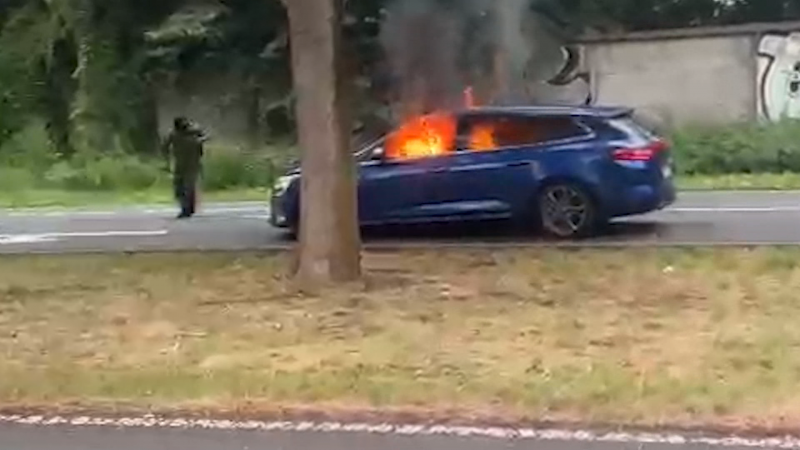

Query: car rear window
[[607, 116, 657, 141]]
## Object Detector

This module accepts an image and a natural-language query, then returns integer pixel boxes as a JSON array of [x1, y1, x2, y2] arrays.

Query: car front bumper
[[269, 195, 290, 228]]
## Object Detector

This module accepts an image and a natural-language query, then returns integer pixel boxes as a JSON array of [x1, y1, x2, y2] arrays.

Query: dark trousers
[[173, 171, 198, 215]]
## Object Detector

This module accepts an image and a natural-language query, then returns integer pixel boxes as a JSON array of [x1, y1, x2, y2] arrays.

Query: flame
[[386, 112, 456, 160], [469, 123, 497, 151]]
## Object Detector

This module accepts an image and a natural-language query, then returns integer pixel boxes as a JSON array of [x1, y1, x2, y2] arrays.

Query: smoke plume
[[379, 0, 549, 119]]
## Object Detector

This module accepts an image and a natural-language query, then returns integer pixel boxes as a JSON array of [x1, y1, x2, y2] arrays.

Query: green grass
[[677, 173, 800, 191], [0, 187, 270, 208], [3, 248, 800, 428]]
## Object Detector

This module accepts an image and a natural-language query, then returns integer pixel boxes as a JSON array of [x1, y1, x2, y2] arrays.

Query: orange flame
[[386, 112, 456, 160], [469, 123, 497, 151]]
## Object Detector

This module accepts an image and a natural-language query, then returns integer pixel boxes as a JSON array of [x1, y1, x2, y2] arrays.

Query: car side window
[[463, 116, 590, 152]]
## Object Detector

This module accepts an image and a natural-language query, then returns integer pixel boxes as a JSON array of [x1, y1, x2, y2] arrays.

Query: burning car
[[269, 105, 676, 239]]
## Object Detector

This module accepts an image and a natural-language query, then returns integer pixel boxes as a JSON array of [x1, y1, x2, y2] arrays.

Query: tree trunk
[[244, 75, 264, 151], [71, 3, 120, 155], [285, 0, 361, 286]]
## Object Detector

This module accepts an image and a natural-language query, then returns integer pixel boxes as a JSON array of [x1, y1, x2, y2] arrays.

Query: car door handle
[[507, 161, 530, 167]]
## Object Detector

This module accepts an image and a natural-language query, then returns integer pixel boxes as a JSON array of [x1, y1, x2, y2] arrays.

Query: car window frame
[[455, 113, 596, 154], [355, 137, 387, 165]]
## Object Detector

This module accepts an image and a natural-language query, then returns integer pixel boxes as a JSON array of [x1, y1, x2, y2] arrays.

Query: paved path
[[1, 191, 800, 253], [2, 417, 797, 450]]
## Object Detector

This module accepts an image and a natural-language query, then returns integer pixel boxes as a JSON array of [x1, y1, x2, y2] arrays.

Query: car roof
[[455, 104, 633, 119]]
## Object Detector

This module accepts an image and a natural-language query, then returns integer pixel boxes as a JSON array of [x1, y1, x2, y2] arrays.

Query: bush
[[43, 154, 164, 191], [201, 144, 281, 191], [0, 121, 59, 173], [670, 119, 800, 175], [0, 167, 36, 192]]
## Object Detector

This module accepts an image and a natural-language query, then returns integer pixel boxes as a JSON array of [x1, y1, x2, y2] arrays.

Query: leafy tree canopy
[[0, 0, 798, 154]]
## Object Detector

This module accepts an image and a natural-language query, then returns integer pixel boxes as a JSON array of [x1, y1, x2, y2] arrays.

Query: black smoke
[[378, 0, 543, 118]]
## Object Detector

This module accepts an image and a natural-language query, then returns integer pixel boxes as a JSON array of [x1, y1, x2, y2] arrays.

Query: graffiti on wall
[[546, 45, 593, 105], [758, 32, 800, 121], [530, 44, 594, 106]]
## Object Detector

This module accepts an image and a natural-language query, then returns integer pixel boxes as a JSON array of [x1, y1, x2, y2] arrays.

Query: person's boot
[[177, 200, 191, 219]]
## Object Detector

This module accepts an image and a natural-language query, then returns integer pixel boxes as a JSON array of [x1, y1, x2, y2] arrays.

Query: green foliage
[[671, 119, 800, 175], [0, 121, 59, 172], [0, 168, 37, 193], [0, 0, 65, 144], [201, 143, 296, 190], [0, 125, 284, 193], [4, 0, 800, 191], [43, 155, 164, 191]]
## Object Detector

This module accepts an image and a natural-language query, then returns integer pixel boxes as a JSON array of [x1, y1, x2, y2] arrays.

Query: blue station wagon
[[269, 105, 676, 239]]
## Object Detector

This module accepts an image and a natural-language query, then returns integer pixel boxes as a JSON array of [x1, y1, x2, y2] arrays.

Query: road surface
[[2, 415, 798, 450], [1, 191, 800, 253]]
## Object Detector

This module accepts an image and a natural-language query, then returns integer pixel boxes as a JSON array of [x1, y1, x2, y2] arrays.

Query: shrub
[[44, 154, 164, 191], [669, 119, 800, 175], [201, 144, 280, 191], [0, 167, 36, 192], [0, 121, 59, 173]]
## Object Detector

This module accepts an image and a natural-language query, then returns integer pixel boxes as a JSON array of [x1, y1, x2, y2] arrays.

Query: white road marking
[[242, 214, 271, 220], [0, 230, 168, 245], [1, 204, 268, 218], [0, 235, 58, 244], [0, 414, 798, 448], [669, 206, 800, 213]]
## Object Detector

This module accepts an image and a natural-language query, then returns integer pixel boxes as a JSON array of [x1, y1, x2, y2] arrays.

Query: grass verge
[[2, 248, 800, 428], [0, 187, 270, 208], [677, 173, 800, 191]]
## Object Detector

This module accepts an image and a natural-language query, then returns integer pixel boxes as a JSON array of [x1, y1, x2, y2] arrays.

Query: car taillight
[[613, 139, 668, 162]]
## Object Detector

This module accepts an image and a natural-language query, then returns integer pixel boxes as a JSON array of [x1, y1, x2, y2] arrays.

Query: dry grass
[[2, 248, 800, 426]]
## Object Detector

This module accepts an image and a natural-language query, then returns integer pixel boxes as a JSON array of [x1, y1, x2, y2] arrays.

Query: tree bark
[[285, 0, 361, 286]]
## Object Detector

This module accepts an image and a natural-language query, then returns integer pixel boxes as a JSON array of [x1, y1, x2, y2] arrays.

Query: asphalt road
[[1, 191, 800, 253], [2, 418, 797, 450]]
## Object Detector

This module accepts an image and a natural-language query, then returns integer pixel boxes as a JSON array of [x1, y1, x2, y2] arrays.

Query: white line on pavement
[[1, 204, 269, 217], [0, 414, 798, 448], [0, 230, 168, 245], [669, 206, 800, 213]]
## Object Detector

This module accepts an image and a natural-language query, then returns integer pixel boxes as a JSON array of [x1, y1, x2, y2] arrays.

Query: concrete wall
[[574, 21, 800, 129], [586, 36, 756, 128]]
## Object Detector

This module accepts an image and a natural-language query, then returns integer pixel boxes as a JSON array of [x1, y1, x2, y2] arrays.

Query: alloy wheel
[[540, 184, 592, 238]]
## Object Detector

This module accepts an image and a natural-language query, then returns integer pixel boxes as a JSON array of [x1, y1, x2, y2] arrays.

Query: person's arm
[[194, 126, 210, 144], [191, 126, 210, 158]]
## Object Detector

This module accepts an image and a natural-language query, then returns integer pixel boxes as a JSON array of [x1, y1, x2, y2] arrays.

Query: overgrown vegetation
[[671, 119, 800, 176], [0, 122, 291, 198]]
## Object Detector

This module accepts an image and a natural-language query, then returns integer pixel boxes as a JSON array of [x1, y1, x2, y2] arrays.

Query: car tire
[[537, 183, 600, 239]]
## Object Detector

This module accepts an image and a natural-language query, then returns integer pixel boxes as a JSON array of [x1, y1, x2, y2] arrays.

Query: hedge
[[669, 119, 800, 175]]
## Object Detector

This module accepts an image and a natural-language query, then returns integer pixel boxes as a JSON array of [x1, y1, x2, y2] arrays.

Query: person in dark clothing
[[162, 117, 208, 219]]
